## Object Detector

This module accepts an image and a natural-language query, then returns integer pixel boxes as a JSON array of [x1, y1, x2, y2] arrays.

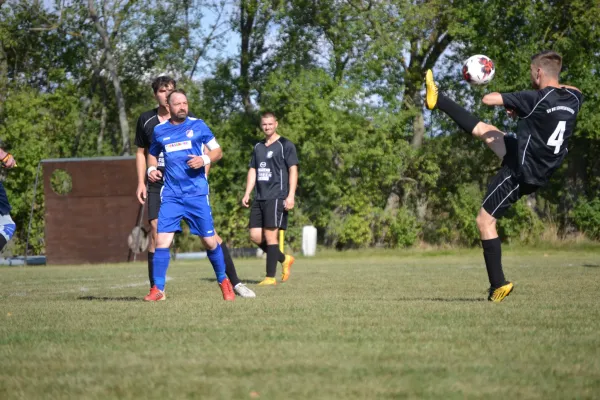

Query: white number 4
[[547, 121, 566, 154]]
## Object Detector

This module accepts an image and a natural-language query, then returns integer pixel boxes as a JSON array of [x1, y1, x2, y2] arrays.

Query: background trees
[[0, 0, 598, 254]]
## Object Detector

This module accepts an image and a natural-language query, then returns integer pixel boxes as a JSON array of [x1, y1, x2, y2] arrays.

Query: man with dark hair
[[145, 89, 234, 301], [0, 148, 16, 252], [135, 77, 255, 298], [425, 50, 583, 302], [242, 112, 298, 285]]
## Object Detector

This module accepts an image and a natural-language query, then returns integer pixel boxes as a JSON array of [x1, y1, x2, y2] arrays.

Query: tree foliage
[[0, 0, 598, 255]]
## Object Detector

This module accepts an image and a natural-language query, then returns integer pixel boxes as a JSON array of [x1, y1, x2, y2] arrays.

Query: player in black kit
[[242, 112, 298, 285], [135, 76, 255, 298], [425, 50, 583, 302]]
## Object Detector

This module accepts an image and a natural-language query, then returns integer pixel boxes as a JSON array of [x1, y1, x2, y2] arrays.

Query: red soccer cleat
[[144, 285, 166, 302], [219, 278, 235, 301]]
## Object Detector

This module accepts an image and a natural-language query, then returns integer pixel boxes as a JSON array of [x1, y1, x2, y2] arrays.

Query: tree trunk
[[87, 0, 130, 155], [0, 36, 7, 117], [98, 104, 107, 155], [239, 0, 255, 114]]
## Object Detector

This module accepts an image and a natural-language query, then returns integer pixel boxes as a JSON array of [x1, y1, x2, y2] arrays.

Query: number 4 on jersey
[[547, 121, 566, 154]]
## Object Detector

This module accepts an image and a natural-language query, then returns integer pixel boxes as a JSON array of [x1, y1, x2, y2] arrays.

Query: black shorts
[[249, 199, 288, 230], [147, 186, 162, 221], [482, 165, 539, 219]]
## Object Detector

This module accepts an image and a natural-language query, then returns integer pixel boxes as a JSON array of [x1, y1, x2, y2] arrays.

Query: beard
[[171, 110, 188, 123]]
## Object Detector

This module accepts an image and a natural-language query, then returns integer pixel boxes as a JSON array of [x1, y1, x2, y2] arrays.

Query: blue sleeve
[[199, 121, 216, 144], [149, 128, 162, 157]]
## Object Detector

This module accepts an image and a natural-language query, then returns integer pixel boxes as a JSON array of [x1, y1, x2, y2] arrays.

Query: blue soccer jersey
[[149, 117, 217, 198]]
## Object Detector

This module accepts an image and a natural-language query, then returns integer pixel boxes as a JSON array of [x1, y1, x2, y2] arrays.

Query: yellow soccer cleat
[[425, 69, 439, 110], [258, 277, 277, 286], [281, 255, 295, 282], [488, 282, 514, 303]]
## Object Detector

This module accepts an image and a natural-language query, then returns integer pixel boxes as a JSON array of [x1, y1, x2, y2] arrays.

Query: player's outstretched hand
[[1, 153, 16, 169], [187, 155, 205, 169], [136, 183, 147, 205], [148, 169, 162, 183], [241, 194, 250, 208], [284, 196, 295, 211]]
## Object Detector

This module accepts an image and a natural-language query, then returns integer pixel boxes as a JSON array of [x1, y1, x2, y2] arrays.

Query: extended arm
[[482, 92, 504, 107]]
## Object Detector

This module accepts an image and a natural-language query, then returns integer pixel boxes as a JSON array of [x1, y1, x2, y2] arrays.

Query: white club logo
[[267, 151, 273, 158], [186, 130, 194, 138]]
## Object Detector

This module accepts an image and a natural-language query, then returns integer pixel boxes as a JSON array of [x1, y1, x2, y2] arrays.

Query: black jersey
[[134, 108, 196, 189], [249, 136, 299, 201], [501, 86, 583, 186]]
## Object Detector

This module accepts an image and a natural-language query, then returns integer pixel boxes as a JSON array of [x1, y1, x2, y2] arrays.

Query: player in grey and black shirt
[[242, 112, 298, 285], [425, 50, 583, 302]]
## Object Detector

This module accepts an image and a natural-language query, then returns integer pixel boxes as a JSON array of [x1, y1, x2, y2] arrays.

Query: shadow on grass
[[582, 264, 599, 268], [395, 297, 486, 302], [199, 278, 263, 284], [78, 296, 140, 302]]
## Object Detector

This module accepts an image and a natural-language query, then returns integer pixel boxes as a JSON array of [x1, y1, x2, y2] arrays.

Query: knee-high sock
[[221, 242, 240, 286], [207, 243, 227, 283], [437, 93, 481, 135], [153, 248, 171, 291], [266, 245, 281, 278], [482, 238, 506, 288], [261, 240, 285, 263], [148, 251, 155, 288]]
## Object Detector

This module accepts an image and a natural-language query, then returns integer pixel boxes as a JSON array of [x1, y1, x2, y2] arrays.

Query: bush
[[498, 197, 544, 244], [386, 207, 419, 248], [571, 199, 600, 240]]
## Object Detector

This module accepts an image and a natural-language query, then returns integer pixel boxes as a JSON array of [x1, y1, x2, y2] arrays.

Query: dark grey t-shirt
[[249, 137, 298, 200]]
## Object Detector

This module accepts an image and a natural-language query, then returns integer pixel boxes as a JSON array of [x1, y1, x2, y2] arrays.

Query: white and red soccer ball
[[462, 55, 495, 85]]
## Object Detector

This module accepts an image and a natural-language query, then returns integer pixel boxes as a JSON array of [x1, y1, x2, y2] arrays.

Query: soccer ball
[[462, 55, 495, 85]]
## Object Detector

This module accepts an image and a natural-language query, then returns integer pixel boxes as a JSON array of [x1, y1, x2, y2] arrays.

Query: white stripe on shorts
[[482, 175, 512, 206], [491, 184, 520, 216]]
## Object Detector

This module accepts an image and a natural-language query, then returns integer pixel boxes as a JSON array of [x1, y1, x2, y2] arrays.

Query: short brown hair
[[167, 89, 187, 105], [151, 76, 176, 94], [531, 51, 562, 79], [261, 112, 277, 120]]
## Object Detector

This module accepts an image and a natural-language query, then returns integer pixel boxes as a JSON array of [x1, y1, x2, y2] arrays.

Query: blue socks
[[206, 243, 227, 283], [152, 248, 171, 290]]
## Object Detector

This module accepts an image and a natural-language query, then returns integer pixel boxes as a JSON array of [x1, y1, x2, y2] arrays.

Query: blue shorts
[[157, 195, 215, 237]]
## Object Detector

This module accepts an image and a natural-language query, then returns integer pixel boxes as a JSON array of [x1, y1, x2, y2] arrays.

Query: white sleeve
[[205, 138, 220, 151]]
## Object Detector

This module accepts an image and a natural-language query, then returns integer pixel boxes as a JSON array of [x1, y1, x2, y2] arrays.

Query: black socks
[[148, 251, 154, 287], [220, 242, 240, 286], [266, 245, 282, 278], [481, 237, 506, 288], [437, 93, 481, 135]]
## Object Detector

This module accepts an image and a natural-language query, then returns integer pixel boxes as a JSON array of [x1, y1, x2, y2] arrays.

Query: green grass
[[1, 247, 600, 399]]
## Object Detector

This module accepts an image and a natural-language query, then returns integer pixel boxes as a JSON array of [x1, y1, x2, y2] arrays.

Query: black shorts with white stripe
[[249, 199, 288, 230], [482, 165, 539, 218]]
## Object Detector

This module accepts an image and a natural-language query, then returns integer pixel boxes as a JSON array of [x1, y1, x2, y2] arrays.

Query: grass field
[[1, 246, 599, 399]]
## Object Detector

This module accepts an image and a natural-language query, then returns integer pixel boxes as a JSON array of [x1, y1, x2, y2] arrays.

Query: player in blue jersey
[[135, 76, 255, 298], [144, 89, 234, 301], [0, 148, 17, 252]]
